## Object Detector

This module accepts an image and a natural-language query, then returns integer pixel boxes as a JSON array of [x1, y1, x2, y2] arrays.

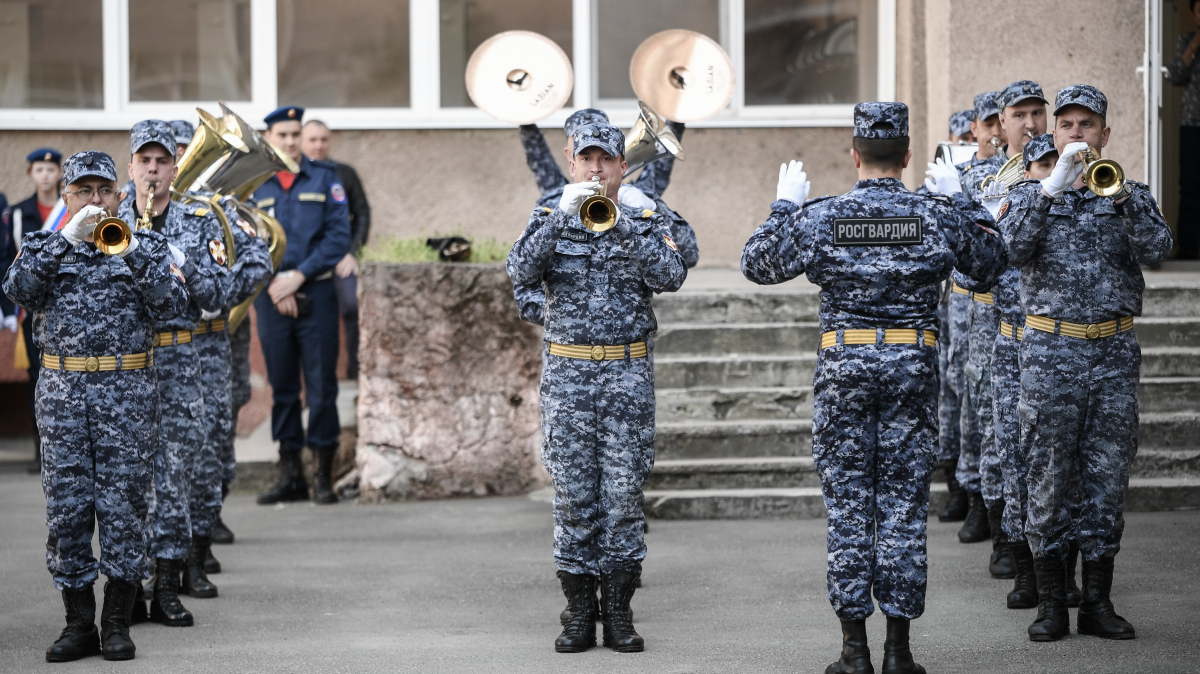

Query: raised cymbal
[[630, 30, 734, 123], [466, 31, 574, 125]]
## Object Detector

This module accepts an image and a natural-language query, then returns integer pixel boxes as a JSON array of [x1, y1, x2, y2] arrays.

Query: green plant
[[360, 233, 512, 264]]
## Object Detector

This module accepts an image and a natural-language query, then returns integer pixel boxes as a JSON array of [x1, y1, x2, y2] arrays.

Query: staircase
[[644, 268, 1200, 519]]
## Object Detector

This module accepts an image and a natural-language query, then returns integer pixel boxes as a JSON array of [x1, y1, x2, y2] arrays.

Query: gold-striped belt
[[192, 319, 226, 335], [951, 284, 993, 304], [998, 321, 1025, 340], [153, 330, 193, 347], [1025, 315, 1134, 340], [42, 351, 153, 372], [820, 329, 937, 350], [548, 342, 648, 361]]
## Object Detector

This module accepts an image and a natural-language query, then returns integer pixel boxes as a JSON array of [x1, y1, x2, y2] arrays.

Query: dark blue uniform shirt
[[250, 156, 350, 280]]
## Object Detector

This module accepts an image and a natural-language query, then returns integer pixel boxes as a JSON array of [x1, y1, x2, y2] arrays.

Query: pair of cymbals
[[465, 29, 734, 125]]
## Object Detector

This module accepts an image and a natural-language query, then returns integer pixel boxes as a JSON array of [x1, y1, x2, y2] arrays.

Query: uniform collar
[[854, 177, 905, 189]]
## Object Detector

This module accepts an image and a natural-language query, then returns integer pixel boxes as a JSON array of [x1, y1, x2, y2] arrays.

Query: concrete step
[[656, 386, 812, 422], [653, 292, 819, 325], [655, 354, 818, 389], [1141, 347, 1200, 377], [646, 457, 819, 490], [1133, 317, 1200, 349], [1141, 285, 1200, 317], [1140, 412, 1200, 450], [1140, 377, 1200, 414], [645, 477, 1200, 519], [1131, 448, 1200, 478], [654, 420, 811, 460]]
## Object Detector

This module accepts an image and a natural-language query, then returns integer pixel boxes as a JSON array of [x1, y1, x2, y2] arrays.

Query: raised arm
[[3, 230, 66, 311], [741, 199, 805, 285], [1118, 183, 1174, 267], [519, 125, 568, 196], [124, 230, 190, 320], [507, 207, 570, 287]]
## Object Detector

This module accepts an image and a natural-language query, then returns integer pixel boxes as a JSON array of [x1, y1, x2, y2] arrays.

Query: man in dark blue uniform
[[252, 105, 351, 506], [2, 148, 62, 471], [742, 103, 1006, 674]]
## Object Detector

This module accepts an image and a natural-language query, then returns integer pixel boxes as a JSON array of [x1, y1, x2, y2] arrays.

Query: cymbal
[[630, 30, 734, 123], [466, 31, 574, 125]]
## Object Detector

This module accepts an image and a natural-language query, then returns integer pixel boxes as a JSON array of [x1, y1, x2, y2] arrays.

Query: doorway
[[1162, 0, 1199, 256]]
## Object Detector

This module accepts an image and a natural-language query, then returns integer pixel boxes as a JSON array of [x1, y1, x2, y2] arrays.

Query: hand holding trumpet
[[61, 205, 105, 247]]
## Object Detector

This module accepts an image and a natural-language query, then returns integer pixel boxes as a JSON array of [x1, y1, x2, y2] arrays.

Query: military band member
[[999, 84, 1172, 642], [950, 109, 976, 143], [4, 151, 188, 661], [253, 105, 352, 506], [117, 120, 232, 619], [1, 148, 63, 472], [169, 120, 194, 161], [507, 123, 686, 654], [743, 103, 1006, 674]]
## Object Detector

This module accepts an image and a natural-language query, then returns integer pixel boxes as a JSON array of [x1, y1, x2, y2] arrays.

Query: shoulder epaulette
[[640, 208, 657, 218], [540, 206, 553, 213], [801, 195, 836, 208]]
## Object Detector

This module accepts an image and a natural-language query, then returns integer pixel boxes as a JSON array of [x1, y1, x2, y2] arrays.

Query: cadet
[[4, 151, 188, 661], [117, 120, 232, 620], [169, 120, 194, 161], [1000, 84, 1172, 642], [743, 103, 1006, 674], [253, 106, 351, 505], [507, 123, 686, 654], [950, 109, 976, 143], [1, 148, 63, 471], [515, 109, 698, 324]]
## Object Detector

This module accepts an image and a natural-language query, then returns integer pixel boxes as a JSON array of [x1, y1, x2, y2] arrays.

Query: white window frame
[[0, 0, 895, 130]]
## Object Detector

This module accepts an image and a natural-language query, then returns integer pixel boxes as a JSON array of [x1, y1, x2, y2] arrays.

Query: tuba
[[580, 176, 617, 232], [95, 211, 134, 256], [1080, 148, 1124, 197], [624, 101, 684, 176]]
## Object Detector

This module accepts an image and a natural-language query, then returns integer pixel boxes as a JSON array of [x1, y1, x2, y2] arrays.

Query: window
[[129, 0, 252, 102], [278, 0, 410, 107], [0, 0, 894, 128], [0, 0, 104, 108]]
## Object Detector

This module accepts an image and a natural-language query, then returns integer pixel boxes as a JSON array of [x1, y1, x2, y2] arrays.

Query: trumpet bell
[[581, 194, 617, 232], [630, 29, 734, 123], [465, 31, 574, 125], [1085, 157, 1124, 198], [95, 216, 133, 256], [625, 101, 684, 175]]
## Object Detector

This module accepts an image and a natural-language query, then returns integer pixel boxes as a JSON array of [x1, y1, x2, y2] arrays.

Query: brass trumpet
[[95, 211, 134, 256], [1080, 147, 1124, 197], [580, 176, 617, 232]]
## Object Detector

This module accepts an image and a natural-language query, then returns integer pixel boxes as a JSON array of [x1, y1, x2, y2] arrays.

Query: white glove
[[617, 184, 656, 212], [776, 160, 811, 206], [924, 157, 963, 195], [1041, 141, 1089, 198], [558, 180, 602, 216], [200, 309, 222, 321], [981, 181, 1006, 220], [115, 235, 139, 259], [61, 205, 104, 247], [2, 315, 16, 333], [167, 243, 187, 267]]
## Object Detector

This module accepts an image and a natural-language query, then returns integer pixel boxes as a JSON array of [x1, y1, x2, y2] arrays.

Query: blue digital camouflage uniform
[[225, 318, 253, 484], [949, 110, 975, 138], [741, 103, 1007, 620], [952, 269, 1001, 501], [507, 123, 687, 575], [1000, 109, 1172, 562], [3, 151, 189, 589], [514, 114, 697, 324]]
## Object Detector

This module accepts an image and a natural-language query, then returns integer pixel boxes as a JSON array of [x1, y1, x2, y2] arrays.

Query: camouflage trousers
[[147, 342, 204, 560], [540, 351, 655, 577], [223, 318, 253, 488], [812, 341, 938, 620], [191, 331, 232, 538], [942, 292, 970, 462], [993, 334, 1026, 540], [957, 300, 998, 496], [937, 297, 960, 463], [1020, 329, 1139, 562], [37, 368, 157, 589]]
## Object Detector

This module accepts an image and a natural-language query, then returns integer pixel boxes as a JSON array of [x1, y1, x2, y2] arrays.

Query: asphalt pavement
[[0, 472, 1196, 673]]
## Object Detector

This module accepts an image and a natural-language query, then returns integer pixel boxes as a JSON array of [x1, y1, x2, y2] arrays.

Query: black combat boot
[[554, 572, 597, 653], [45, 586, 100, 662], [881, 616, 925, 674], [1007, 539, 1038, 609], [957, 492, 990, 543], [205, 546, 222, 574], [1064, 540, 1082, 607], [182, 536, 218, 598], [600, 570, 643, 652], [149, 558, 193, 626], [826, 619, 873, 674], [937, 460, 968, 522], [257, 451, 309, 505], [1077, 557, 1136, 640], [312, 446, 338, 505], [213, 483, 235, 544], [987, 500, 1015, 578], [99, 579, 138, 661], [1028, 557, 1069, 642]]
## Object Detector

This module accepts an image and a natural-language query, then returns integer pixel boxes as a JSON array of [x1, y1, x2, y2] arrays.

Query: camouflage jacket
[[741, 178, 1007, 333]]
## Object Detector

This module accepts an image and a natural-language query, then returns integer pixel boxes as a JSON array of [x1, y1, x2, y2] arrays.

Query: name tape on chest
[[561, 229, 591, 243], [62, 255, 76, 264], [832, 217, 922, 246]]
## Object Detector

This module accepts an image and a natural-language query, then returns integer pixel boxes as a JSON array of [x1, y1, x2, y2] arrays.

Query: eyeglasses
[[64, 187, 117, 199]]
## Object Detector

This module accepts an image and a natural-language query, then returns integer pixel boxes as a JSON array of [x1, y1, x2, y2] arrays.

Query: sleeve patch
[[236, 218, 257, 237], [208, 239, 228, 265], [170, 262, 186, 282], [663, 235, 678, 251], [998, 201, 1009, 219], [330, 183, 347, 203]]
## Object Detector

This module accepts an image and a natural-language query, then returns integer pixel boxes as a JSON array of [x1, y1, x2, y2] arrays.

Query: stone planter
[[356, 262, 547, 502]]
